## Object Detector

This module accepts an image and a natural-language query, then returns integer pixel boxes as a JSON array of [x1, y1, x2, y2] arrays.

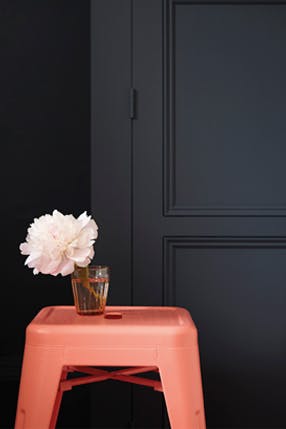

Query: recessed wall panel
[[164, 236, 286, 426], [165, 2, 286, 216]]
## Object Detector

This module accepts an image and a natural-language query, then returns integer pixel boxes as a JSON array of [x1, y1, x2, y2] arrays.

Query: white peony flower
[[19, 210, 98, 276]]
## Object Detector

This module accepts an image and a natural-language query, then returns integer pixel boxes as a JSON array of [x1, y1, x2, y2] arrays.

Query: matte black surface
[[0, 1, 90, 427], [91, 1, 133, 428], [173, 4, 286, 215], [132, 0, 286, 428], [91, 0, 132, 308], [3, 0, 286, 428]]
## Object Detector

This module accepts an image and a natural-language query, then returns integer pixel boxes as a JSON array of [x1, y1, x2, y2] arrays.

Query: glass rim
[[86, 265, 110, 270], [72, 265, 110, 275], [74, 264, 109, 269]]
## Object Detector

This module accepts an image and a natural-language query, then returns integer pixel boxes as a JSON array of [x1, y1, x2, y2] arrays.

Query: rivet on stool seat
[[14, 306, 206, 429]]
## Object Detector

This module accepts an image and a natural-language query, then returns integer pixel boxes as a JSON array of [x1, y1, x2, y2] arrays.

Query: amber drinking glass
[[71, 265, 109, 315]]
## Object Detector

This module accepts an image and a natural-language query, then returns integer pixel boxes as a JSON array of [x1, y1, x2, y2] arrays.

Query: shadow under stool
[[14, 306, 206, 429]]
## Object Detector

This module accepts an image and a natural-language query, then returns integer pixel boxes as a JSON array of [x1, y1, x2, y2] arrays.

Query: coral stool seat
[[14, 306, 206, 429]]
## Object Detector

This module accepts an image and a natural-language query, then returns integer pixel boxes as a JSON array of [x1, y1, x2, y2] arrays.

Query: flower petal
[[77, 211, 91, 229], [58, 258, 75, 276]]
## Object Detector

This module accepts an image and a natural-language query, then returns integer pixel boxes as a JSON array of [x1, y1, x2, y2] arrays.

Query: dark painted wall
[[0, 1, 90, 427], [130, 2, 286, 428], [92, 1, 286, 428], [4, 2, 286, 429]]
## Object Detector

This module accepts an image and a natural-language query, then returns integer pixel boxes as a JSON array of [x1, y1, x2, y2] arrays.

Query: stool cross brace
[[60, 366, 163, 393]]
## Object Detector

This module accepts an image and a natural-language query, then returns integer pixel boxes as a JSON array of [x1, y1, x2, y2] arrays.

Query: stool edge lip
[[24, 306, 198, 344], [28, 305, 195, 323], [34, 305, 191, 311]]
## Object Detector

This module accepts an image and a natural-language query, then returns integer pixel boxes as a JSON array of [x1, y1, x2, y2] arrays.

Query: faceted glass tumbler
[[71, 265, 109, 315]]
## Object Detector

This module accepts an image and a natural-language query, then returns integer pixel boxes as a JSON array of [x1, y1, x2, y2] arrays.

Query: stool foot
[[158, 347, 206, 429], [14, 345, 63, 429]]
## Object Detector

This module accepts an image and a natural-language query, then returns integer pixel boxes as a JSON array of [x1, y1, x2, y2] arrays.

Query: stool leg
[[158, 346, 206, 429], [14, 345, 64, 429], [49, 367, 69, 429]]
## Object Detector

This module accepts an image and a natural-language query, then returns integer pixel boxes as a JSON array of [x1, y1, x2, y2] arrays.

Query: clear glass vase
[[71, 265, 109, 315]]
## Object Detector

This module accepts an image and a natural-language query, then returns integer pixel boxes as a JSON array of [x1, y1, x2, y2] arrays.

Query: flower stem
[[75, 264, 101, 301]]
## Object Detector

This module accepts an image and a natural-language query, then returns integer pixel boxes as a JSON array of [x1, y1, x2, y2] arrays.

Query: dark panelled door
[[132, 1, 286, 428]]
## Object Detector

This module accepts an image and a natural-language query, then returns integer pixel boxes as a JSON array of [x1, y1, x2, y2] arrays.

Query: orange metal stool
[[14, 306, 206, 429]]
